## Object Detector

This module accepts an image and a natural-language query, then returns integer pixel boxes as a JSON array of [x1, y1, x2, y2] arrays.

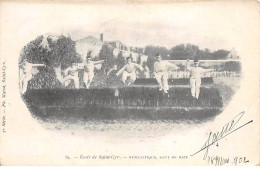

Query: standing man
[[19, 58, 45, 94], [83, 55, 104, 89], [153, 54, 180, 94], [116, 56, 144, 85], [186, 59, 215, 99]]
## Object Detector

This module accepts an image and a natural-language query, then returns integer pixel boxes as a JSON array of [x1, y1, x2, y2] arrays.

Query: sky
[[5, 1, 258, 52], [53, 2, 254, 52]]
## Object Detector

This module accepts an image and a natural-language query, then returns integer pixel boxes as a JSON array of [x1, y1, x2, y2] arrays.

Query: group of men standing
[[20, 53, 214, 99]]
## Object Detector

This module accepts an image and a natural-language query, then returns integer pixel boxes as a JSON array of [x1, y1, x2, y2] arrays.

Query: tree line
[[143, 44, 230, 71], [20, 36, 234, 89], [144, 44, 230, 60]]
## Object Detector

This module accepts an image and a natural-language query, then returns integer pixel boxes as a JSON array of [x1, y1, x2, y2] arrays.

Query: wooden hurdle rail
[[134, 77, 214, 86]]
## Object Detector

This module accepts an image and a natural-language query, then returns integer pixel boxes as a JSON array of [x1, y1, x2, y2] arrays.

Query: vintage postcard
[[0, 0, 259, 166]]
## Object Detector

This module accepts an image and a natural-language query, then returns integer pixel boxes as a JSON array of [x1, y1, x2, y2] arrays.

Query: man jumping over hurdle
[[19, 58, 45, 94], [186, 59, 215, 99], [153, 54, 180, 94], [62, 63, 81, 89], [83, 55, 104, 89], [116, 56, 144, 85]]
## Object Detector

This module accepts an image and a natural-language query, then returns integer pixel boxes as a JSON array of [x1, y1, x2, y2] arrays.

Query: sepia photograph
[[0, 0, 259, 166], [20, 30, 240, 128]]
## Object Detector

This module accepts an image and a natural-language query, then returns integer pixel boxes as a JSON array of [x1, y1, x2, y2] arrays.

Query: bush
[[20, 35, 82, 89]]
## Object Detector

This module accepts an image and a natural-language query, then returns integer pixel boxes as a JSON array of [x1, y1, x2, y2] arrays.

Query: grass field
[[212, 77, 240, 107]]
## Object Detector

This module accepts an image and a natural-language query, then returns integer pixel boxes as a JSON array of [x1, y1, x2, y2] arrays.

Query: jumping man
[[116, 56, 144, 85], [186, 59, 215, 99], [19, 58, 45, 94], [62, 64, 82, 89], [83, 55, 104, 89], [153, 54, 180, 94]]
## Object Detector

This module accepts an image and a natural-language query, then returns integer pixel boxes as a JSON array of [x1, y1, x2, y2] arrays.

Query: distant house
[[75, 35, 104, 59], [226, 48, 239, 60], [106, 41, 127, 51], [75, 34, 146, 64]]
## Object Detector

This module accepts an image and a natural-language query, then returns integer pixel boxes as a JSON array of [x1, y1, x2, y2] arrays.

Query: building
[[75, 35, 104, 59]]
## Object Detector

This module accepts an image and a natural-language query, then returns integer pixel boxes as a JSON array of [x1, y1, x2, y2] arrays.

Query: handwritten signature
[[191, 111, 253, 160]]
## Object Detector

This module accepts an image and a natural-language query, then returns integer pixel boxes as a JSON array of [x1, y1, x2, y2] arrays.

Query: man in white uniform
[[62, 64, 81, 89], [83, 55, 104, 89], [116, 56, 144, 85], [186, 59, 215, 99], [153, 54, 180, 93], [19, 58, 45, 94]]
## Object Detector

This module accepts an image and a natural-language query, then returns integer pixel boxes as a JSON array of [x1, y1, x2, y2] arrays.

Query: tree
[[168, 44, 200, 60], [99, 44, 126, 73], [185, 44, 199, 59], [144, 46, 168, 58], [19, 35, 82, 89], [144, 45, 169, 71], [212, 50, 230, 60], [224, 61, 241, 72], [169, 44, 186, 60], [99, 43, 116, 72], [200, 48, 213, 60]]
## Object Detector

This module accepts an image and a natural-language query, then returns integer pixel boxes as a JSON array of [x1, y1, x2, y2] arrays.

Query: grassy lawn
[[212, 77, 240, 107]]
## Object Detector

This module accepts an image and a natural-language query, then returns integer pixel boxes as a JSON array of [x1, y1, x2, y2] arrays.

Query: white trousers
[[155, 72, 169, 91], [144, 72, 150, 78], [190, 77, 201, 99], [122, 71, 136, 83], [83, 72, 94, 88], [20, 72, 33, 94]]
